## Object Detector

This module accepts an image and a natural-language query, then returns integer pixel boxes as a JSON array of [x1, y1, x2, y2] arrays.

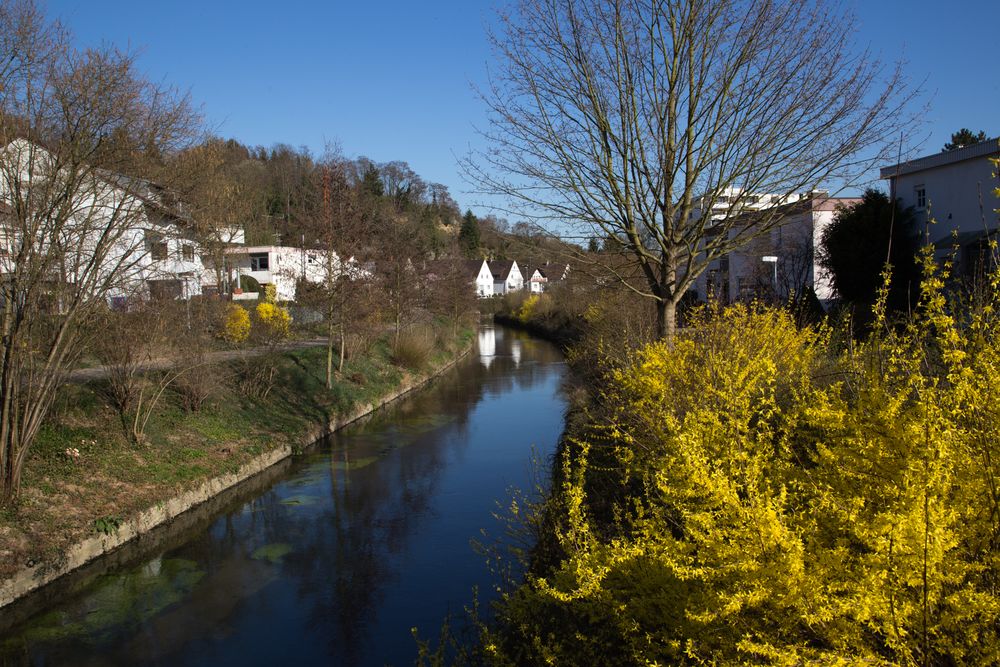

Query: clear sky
[[44, 0, 1000, 214]]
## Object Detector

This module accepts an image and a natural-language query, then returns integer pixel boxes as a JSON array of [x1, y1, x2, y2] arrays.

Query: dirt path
[[67, 339, 329, 383]]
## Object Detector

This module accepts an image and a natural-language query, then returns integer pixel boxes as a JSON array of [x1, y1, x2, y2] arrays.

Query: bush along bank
[[0, 322, 475, 609], [490, 289, 586, 349], [474, 249, 1000, 665]]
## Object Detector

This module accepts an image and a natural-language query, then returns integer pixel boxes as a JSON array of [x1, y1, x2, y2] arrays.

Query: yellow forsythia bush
[[515, 294, 540, 323], [487, 250, 1000, 665], [255, 301, 291, 341], [220, 304, 250, 344]]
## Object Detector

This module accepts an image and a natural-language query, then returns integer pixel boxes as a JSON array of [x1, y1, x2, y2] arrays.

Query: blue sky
[[46, 0, 1000, 214]]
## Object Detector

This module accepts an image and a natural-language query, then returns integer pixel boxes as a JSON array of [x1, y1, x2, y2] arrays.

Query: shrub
[[172, 362, 221, 413], [515, 294, 540, 322], [238, 274, 262, 294], [220, 304, 250, 345], [391, 327, 435, 369], [488, 254, 1000, 664], [254, 302, 291, 342]]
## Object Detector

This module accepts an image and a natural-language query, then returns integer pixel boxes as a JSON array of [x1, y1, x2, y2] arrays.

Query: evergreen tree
[[818, 189, 919, 327], [360, 164, 384, 197], [943, 128, 988, 151], [459, 209, 481, 256]]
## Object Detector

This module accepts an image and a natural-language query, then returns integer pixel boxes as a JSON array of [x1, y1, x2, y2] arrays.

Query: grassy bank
[[0, 327, 474, 585]]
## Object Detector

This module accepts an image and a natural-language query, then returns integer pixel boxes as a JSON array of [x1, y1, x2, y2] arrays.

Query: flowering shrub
[[254, 302, 291, 341], [487, 249, 1000, 664], [515, 294, 540, 323], [220, 304, 250, 345]]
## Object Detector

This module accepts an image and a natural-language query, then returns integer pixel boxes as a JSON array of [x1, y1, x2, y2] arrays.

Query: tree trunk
[[338, 327, 346, 374], [326, 320, 334, 390], [1, 459, 19, 505], [655, 299, 677, 346]]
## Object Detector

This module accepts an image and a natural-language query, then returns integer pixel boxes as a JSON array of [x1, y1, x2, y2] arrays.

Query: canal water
[[0, 326, 567, 666]]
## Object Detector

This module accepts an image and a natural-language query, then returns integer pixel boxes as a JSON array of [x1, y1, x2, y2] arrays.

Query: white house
[[525, 267, 547, 293], [225, 245, 341, 302], [135, 207, 206, 301], [881, 138, 1000, 275], [527, 262, 570, 293], [694, 194, 859, 304], [692, 186, 803, 223], [489, 260, 524, 295], [468, 259, 495, 298], [0, 138, 206, 303]]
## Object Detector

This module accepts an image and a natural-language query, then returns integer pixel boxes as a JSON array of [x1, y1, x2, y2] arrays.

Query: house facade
[[526, 267, 547, 293], [489, 260, 524, 295], [694, 194, 859, 305], [880, 138, 1000, 274], [469, 259, 494, 297], [225, 245, 331, 302], [0, 138, 207, 303]]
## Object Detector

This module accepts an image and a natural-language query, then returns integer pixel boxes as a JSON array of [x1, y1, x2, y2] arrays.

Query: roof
[[527, 267, 547, 279], [422, 259, 481, 279], [880, 138, 1000, 180], [488, 260, 515, 281], [465, 259, 488, 276]]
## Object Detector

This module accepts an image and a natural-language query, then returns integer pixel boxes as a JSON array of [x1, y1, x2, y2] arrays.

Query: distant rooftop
[[880, 138, 1000, 180]]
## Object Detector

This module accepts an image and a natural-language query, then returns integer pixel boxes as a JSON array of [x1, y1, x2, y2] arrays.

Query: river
[[0, 325, 567, 666]]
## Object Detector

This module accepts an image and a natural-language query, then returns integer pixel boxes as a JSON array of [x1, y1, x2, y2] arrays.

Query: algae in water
[[250, 543, 293, 564]]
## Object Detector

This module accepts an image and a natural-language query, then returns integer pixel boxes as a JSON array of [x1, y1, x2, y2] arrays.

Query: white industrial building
[[693, 193, 859, 305]]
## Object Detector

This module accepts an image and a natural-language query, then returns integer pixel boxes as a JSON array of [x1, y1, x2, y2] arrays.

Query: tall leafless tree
[[173, 139, 264, 293], [467, 0, 916, 340], [0, 0, 200, 502], [299, 158, 378, 387]]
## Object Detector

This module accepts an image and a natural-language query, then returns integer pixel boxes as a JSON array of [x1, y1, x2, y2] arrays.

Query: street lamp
[[761, 255, 778, 295]]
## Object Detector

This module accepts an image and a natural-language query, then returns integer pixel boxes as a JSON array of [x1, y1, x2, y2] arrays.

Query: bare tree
[[376, 216, 426, 347], [174, 139, 263, 293], [299, 159, 378, 387], [0, 0, 200, 502], [92, 298, 169, 436], [467, 0, 915, 340], [424, 253, 479, 337], [379, 160, 426, 211]]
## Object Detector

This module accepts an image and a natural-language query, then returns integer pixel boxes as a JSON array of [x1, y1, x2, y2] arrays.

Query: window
[[181, 244, 195, 262], [249, 252, 269, 271], [145, 231, 168, 261], [915, 185, 926, 210]]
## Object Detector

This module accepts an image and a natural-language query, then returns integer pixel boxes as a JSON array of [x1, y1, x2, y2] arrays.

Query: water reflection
[[0, 326, 566, 667], [478, 327, 495, 368]]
